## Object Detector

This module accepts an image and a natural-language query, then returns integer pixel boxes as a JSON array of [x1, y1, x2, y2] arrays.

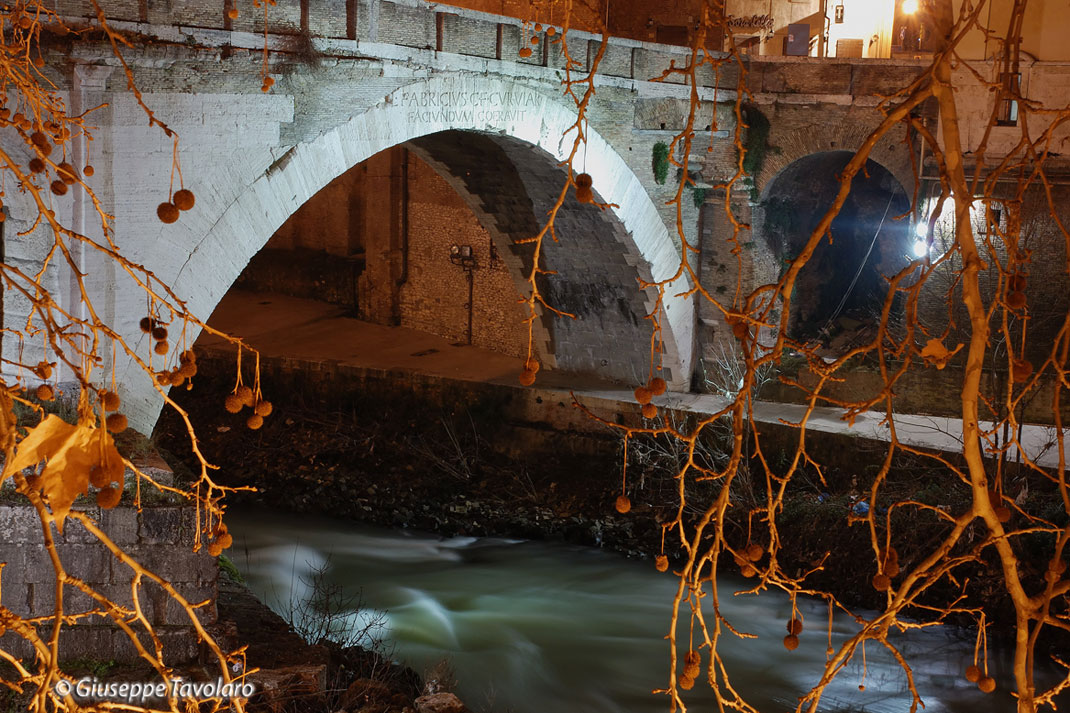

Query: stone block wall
[[0, 505, 217, 663]]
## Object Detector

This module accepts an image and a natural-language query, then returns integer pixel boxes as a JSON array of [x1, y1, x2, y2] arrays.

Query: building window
[[997, 73, 1020, 126]]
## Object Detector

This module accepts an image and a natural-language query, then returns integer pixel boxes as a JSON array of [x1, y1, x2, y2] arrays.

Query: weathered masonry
[[7, 0, 1068, 430]]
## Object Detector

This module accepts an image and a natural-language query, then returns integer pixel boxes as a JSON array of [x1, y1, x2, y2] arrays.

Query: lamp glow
[[915, 221, 928, 238], [902, 0, 919, 14], [912, 240, 928, 258]]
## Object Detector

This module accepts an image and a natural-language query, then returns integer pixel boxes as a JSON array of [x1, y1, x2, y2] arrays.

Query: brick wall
[[0, 504, 216, 663]]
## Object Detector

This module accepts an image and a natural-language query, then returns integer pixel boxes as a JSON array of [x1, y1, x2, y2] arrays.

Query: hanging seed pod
[[518, 368, 536, 386], [151, 325, 168, 341], [546, 26, 556, 36], [105, 413, 128, 433], [254, 400, 273, 417], [173, 188, 195, 211], [678, 674, 695, 691], [740, 563, 757, 577], [872, 573, 891, 592], [140, 317, 155, 333], [96, 485, 122, 509], [35, 384, 54, 401], [1011, 359, 1033, 383], [247, 414, 264, 430], [224, 393, 243, 413], [30, 131, 49, 148], [995, 505, 1012, 523], [655, 555, 668, 572], [102, 390, 121, 411], [228, 7, 239, 18], [615, 494, 631, 514], [788, 619, 804, 635], [50, 180, 67, 196], [977, 677, 996, 693], [524, 358, 540, 374], [35, 361, 52, 379], [89, 464, 110, 489], [1008, 273, 1027, 292], [28, 157, 45, 173], [649, 377, 667, 396], [1006, 290, 1026, 309], [208, 540, 225, 557], [180, 349, 197, 363], [530, 35, 539, 44], [56, 162, 77, 185], [574, 172, 594, 204], [964, 665, 982, 682], [237, 385, 255, 407], [641, 402, 658, 419], [153, 341, 169, 355], [783, 635, 799, 651], [745, 543, 764, 561], [157, 202, 180, 224], [518, 47, 532, 58], [633, 385, 652, 405], [170, 370, 185, 387], [534, 23, 542, 31], [83, 164, 94, 177], [179, 361, 198, 378]]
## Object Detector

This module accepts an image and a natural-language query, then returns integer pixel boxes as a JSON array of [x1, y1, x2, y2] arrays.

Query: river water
[[228, 508, 1051, 713]]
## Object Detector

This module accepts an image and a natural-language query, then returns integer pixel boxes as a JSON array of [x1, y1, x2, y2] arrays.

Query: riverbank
[[153, 351, 1069, 656]]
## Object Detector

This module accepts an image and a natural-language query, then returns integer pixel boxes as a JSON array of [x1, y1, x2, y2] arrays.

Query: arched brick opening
[[117, 75, 693, 432], [755, 151, 911, 351]]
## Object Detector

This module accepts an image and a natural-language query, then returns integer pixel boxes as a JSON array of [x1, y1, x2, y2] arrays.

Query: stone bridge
[[7, 0, 935, 432]]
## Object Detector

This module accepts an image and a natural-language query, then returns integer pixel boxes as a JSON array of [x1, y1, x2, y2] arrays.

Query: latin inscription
[[402, 89, 543, 124]]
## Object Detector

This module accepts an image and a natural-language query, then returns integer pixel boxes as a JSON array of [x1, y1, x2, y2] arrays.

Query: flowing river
[[228, 508, 1058, 713]]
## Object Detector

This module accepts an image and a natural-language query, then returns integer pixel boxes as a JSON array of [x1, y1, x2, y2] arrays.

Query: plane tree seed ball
[[151, 326, 168, 341], [35, 384, 54, 401], [649, 377, 667, 395], [641, 403, 658, 419], [783, 635, 799, 651], [978, 677, 996, 693], [237, 385, 255, 407], [153, 341, 169, 355], [965, 665, 982, 682], [634, 386, 652, 405], [89, 465, 110, 489], [97, 485, 122, 509], [788, 619, 803, 635], [745, 543, 764, 561], [518, 368, 536, 386], [105, 413, 128, 433], [157, 201, 179, 224], [872, 573, 891, 591], [224, 394, 243, 413], [172, 188, 195, 211], [655, 555, 668, 572], [247, 414, 264, 430], [615, 495, 631, 514], [254, 400, 273, 417]]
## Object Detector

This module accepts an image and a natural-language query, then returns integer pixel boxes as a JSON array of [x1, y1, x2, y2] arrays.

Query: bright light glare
[[915, 222, 928, 237], [902, 0, 919, 13], [912, 240, 928, 258]]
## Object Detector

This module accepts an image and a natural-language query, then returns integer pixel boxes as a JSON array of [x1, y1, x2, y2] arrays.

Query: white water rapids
[[228, 508, 1065, 713]]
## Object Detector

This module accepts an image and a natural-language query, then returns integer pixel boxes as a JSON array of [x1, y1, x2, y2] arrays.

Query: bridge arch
[[754, 150, 912, 351], [119, 74, 693, 432]]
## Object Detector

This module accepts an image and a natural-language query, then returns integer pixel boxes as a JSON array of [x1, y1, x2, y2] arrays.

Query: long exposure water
[[228, 507, 1056, 713]]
